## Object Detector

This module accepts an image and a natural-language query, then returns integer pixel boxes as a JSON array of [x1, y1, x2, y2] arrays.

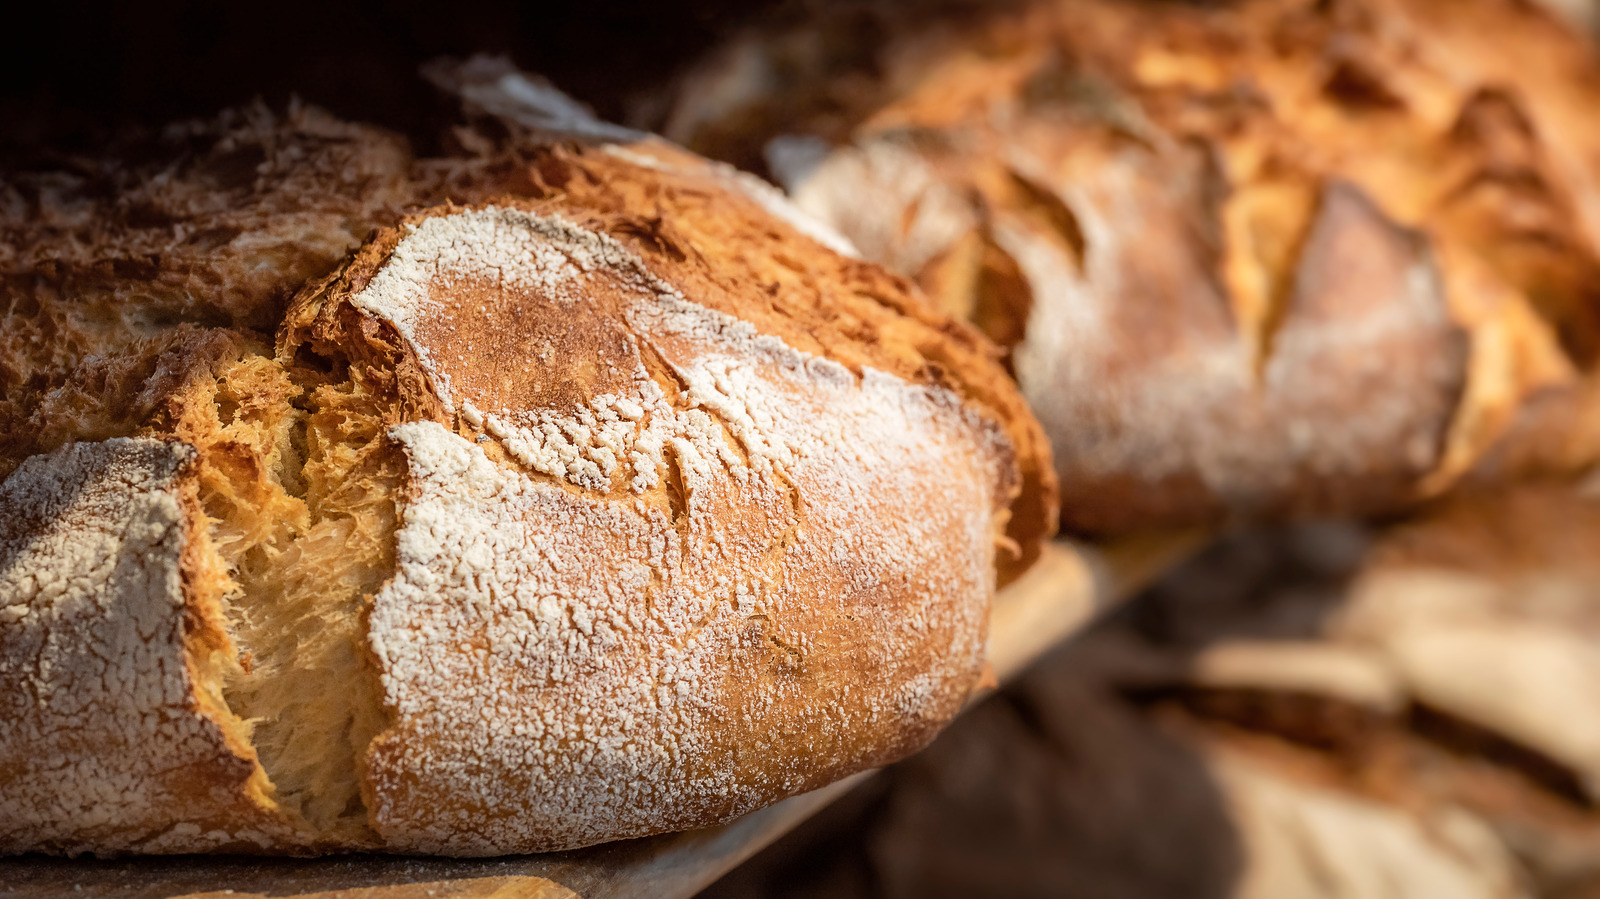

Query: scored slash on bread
[[0, 76, 1055, 854], [284, 189, 1021, 853]]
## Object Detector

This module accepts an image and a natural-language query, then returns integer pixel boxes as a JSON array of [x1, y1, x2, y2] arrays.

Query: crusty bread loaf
[[662, 0, 1600, 534], [0, 81, 1054, 855]]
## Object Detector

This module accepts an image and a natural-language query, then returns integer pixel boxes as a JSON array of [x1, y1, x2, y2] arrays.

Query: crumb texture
[[164, 350, 394, 846]]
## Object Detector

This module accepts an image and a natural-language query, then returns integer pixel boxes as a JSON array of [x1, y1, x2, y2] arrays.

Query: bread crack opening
[[173, 344, 402, 843]]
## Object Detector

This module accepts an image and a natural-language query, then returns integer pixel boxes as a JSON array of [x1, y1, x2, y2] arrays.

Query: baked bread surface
[[0, 102, 1052, 854]]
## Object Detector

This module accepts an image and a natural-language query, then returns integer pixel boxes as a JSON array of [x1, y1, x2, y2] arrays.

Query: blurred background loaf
[[659, 0, 1600, 535]]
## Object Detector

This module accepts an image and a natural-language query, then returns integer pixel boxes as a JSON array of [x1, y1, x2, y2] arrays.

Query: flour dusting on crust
[[352, 208, 606, 412], [0, 439, 292, 854], [354, 206, 1011, 853]]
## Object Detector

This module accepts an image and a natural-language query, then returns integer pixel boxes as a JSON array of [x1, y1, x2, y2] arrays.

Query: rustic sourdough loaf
[[662, 0, 1600, 534], [0, 82, 1053, 855]]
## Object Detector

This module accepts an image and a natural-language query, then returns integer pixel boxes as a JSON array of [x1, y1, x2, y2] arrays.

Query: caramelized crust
[[282, 179, 1023, 851], [365, 139, 1056, 575]]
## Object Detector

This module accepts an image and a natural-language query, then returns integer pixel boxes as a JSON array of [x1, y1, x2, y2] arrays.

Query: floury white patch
[[348, 205, 1010, 852]]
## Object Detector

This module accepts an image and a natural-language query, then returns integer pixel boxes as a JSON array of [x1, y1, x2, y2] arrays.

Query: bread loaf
[[662, 0, 1600, 534], [0, 80, 1053, 855]]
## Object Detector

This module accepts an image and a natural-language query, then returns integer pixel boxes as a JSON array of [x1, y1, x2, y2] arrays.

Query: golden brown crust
[[1, 86, 1051, 853], [663, 0, 1600, 533], [372, 139, 1056, 575], [282, 176, 1025, 851], [0, 100, 1052, 572], [0, 105, 421, 481]]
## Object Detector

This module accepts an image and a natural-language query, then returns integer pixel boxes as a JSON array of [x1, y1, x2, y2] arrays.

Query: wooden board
[[0, 534, 1202, 899]]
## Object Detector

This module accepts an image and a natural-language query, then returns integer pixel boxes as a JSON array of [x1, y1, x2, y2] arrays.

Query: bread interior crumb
[[172, 343, 402, 842]]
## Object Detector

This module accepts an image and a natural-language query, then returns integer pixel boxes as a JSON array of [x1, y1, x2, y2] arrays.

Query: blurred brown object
[[708, 485, 1600, 898], [1535, 0, 1600, 34], [661, 0, 1600, 536]]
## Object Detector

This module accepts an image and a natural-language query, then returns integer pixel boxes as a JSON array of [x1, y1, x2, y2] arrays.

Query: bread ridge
[[377, 137, 1056, 574]]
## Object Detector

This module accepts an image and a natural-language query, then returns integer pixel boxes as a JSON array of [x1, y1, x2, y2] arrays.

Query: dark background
[[0, 0, 784, 157]]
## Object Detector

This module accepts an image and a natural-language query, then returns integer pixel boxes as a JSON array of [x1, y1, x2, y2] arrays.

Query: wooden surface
[[0, 534, 1202, 899]]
